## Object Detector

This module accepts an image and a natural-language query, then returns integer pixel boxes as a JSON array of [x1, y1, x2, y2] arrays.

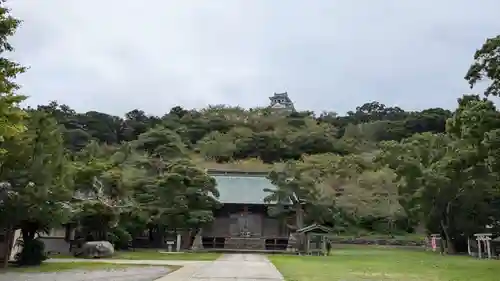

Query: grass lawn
[[0, 262, 172, 273], [52, 250, 220, 261], [112, 250, 220, 260], [269, 246, 499, 281]]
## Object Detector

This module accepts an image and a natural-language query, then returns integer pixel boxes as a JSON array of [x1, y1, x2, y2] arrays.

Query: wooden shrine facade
[[201, 170, 294, 251], [202, 204, 292, 250]]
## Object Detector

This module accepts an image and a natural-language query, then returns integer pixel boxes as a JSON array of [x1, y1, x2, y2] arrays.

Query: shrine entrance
[[229, 207, 261, 236], [226, 206, 265, 250]]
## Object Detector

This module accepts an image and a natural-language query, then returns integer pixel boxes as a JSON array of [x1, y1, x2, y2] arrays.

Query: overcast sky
[[6, 0, 500, 116]]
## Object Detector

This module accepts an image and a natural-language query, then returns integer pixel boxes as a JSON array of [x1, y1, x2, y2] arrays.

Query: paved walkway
[[157, 253, 284, 281], [48, 254, 284, 280]]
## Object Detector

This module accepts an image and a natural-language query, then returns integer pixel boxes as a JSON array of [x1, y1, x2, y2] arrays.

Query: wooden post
[[322, 236, 327, 256], [296, 205, 305, 251], [306, 233, 310, 255]]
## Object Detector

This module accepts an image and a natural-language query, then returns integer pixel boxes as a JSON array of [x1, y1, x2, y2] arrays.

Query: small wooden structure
[[473, 233, 493, 259], [296, 224, 333, 256]]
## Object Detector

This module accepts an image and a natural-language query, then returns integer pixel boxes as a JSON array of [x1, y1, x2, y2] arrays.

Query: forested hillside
[[2, 4, 500, 266], [15, 91, 500, 254], [34, 100, 452, 162]]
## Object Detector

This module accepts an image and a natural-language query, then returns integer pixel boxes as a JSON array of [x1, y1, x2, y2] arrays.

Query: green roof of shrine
[[210, 172, 283, 205]]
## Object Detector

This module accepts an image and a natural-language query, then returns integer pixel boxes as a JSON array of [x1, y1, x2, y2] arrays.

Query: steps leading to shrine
[[224, 237, 266, 250]]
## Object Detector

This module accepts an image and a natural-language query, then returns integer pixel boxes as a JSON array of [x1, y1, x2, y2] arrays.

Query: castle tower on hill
[[268, 92, 295, 111]]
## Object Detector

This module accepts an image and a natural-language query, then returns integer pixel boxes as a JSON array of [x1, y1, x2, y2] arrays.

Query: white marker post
[[166, 241, 175, 253]]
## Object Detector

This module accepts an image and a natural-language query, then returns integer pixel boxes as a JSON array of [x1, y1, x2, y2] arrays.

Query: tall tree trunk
[[441, 202, 455, 254], [155, 225, 165, 248], [295, 204, 304, 229], [21, 222, 37, 245], [191, 228, 203, 251], [1, 228, 14, 268], [295, 204, 306, 251], [151, 226, 163, 248], [182, 230, 192, 249], [148, 227, 153, 244]]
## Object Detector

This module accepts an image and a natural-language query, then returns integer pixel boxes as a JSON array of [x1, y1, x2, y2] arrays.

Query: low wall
[[39, 237, 71, 255]]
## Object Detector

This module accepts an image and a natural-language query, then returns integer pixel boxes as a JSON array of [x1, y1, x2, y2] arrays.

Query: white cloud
[[6, 0, 500, 116]]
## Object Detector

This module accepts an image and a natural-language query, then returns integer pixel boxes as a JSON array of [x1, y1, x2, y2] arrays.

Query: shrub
[[107, 227, 132, 250]]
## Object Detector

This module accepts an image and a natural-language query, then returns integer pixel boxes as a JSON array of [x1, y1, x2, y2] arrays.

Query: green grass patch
[[113, 250, 220, 260], [51, 250, 220, 261], [269, 246, 499, 281], [1, 262, 163, 273]]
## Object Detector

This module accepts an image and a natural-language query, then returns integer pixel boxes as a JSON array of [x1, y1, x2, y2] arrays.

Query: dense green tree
[[377, 96, 500, 252], [0, 112, 73, 264], [112, 127, 221, 247], [0, 3, 27, 156], [417, 139, 494, 253], [465, 35, 500, 96], [0, 2, 29, 268], [377, 133, 451, 231]]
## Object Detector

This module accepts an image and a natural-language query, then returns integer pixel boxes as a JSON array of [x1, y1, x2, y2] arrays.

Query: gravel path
[[0, 266, 171, 281]]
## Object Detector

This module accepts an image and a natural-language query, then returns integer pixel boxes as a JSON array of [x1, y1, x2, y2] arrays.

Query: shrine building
[[201, 170, 294, 251]]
